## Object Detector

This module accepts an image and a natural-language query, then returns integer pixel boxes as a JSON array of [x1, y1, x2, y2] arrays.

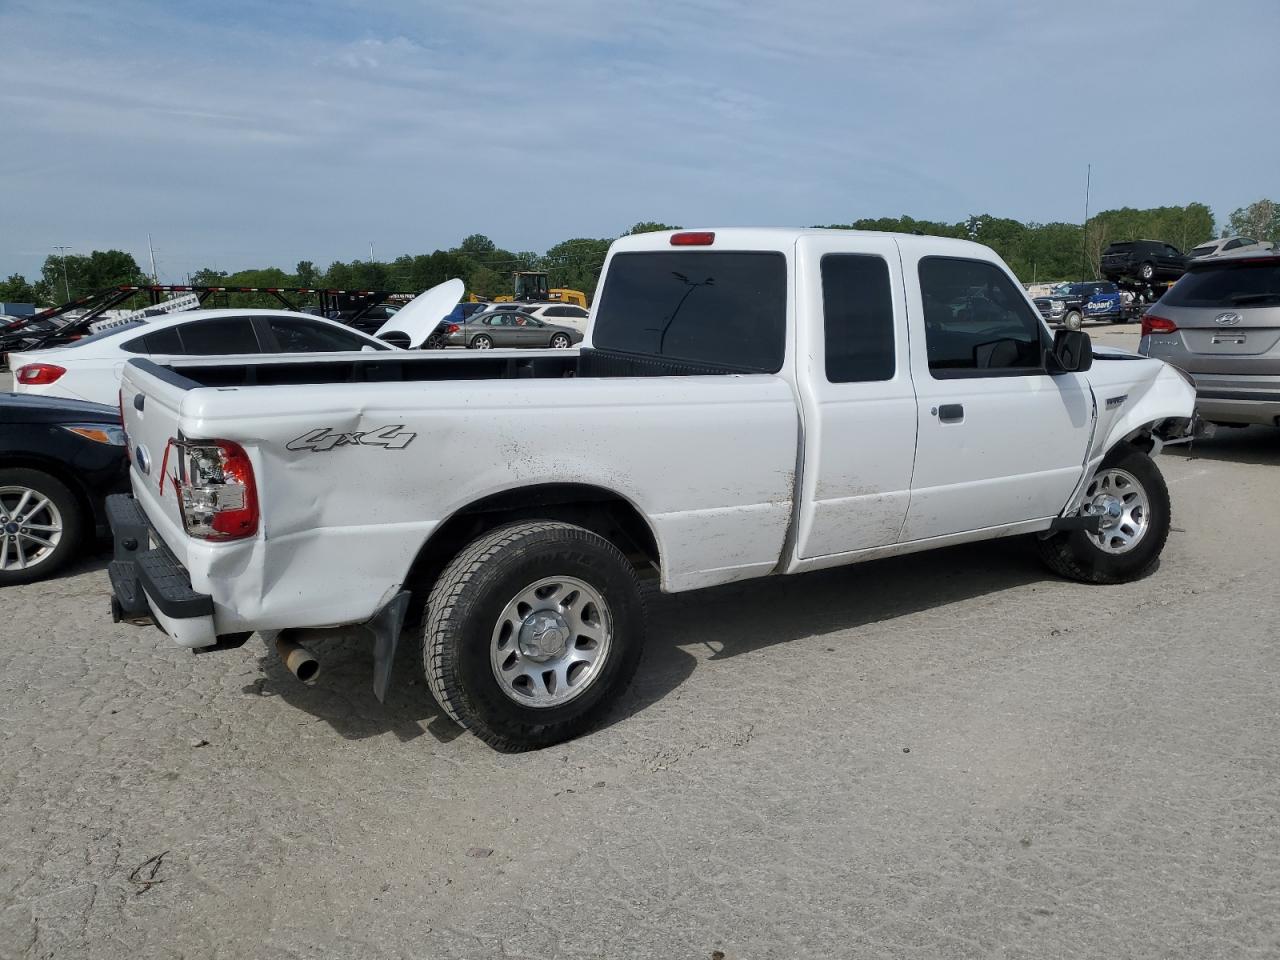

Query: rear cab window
[[592, 251, 787, 372]]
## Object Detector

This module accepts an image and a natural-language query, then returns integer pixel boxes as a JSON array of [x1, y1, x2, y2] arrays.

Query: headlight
[[61, 423, 126, 446], [1050, 301, 1065, 315]]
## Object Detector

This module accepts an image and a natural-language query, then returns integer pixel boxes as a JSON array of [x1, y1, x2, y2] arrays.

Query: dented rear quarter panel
[[149, 372, 798, 630]]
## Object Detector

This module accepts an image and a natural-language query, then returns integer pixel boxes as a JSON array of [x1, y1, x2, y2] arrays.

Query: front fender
[[1091, 359, 1196, 459], [1059, 357, 1196, 516]]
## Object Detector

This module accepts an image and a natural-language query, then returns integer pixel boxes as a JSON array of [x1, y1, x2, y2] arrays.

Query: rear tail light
[[171, 439, 259, 541], [1140, 314, 1178, 337], [670, 231, 715, 246], [16, 363, 66, 385], [446, 323, 460, 334]]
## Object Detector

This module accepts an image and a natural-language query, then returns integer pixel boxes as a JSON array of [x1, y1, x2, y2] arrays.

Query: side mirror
[[1047, 329, 1092, 373]]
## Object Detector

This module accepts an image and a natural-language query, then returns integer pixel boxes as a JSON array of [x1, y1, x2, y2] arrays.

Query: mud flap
[[366, 590, 412, 703]]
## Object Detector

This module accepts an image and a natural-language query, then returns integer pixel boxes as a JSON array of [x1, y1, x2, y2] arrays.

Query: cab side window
[[821, 254, 895, 382], [919, 257, 1045, 376]]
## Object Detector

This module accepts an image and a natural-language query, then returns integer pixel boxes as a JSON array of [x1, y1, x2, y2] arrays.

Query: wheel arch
[[401, 482, 662, 608]]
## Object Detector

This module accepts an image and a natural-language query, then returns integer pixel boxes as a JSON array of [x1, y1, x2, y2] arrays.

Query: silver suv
[[1139, 252, 1280, 426]]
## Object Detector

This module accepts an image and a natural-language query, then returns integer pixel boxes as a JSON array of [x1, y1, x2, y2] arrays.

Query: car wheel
[[1139, 262, 1155, 281], [471, 334, 493, 350], [0, 468, 84, 586], [1036, 443, 1170, 585], [423, 521, 646, 751], [424, 333, 445, 350], [550, 333, 571, 349], [1063, 310, 1083, 331]]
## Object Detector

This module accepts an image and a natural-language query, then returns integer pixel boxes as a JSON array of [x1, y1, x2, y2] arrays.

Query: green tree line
[[4, 202, 1275, 309]]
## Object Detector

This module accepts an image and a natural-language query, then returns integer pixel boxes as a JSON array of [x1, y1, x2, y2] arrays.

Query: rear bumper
[[1196, 393, 1280, 426], [106, 494, 219, 648], [1191, 376, 1280, 426]]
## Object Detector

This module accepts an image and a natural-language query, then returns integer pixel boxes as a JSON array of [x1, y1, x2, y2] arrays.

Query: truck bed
[[139, 346, 757, 390]]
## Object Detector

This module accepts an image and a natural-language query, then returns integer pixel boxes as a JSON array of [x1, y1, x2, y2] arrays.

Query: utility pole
[[1082, 163, 1095, 278], [147, 233, 159, 283], [369, 241, 375, 262], [53, 245, 72, 301]]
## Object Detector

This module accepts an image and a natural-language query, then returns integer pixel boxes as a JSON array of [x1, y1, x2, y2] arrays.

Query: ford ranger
[[106, 229, 1198, 750]]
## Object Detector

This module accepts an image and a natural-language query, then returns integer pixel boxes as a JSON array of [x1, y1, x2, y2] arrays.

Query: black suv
[[1100, 240, 1187, 283]]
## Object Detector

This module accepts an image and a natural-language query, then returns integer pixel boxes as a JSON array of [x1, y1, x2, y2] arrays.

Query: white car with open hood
[[105, 228, 1200, 751]]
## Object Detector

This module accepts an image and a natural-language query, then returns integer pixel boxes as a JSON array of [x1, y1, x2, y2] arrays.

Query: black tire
[[1063, 310, 1083, 331], [470, 334, 493, 350], [1139, 262, 1155, 281], [423, 521, 646, 751], [1037, 444, 1170, 585], [550, 333, 571, 349], [0, 468, 84, 586]]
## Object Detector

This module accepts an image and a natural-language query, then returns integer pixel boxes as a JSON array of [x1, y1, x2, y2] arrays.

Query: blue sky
[[2, 0, 1277, 283]]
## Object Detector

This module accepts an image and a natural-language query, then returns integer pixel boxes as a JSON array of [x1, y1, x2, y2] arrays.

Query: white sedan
[[9, 309, 395, 407]]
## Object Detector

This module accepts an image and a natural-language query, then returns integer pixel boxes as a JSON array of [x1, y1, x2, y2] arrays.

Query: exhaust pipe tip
[[275, 633, 320, 683]]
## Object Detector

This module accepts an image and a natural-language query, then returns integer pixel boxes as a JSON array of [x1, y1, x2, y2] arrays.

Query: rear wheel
[[1037, 444, 1170, 584], [423, 521, 646, 751], [550, 333, 571, 349], [1139, 262, 1155, 281], [471, 334, 493, 350], [1063, 310, 1083, 331], [0, 469, 84, 586]]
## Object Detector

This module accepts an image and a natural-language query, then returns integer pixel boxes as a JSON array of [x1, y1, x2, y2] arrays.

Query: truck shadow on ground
[[607, 536, 1050, 729], [249, 535, 1054, 744], [243, 624, 458, 745], [1163, 425, 1280, 467]]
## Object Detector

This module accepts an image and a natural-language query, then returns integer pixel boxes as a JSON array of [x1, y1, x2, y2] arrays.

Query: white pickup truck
[[107, 228, 1198, 750]]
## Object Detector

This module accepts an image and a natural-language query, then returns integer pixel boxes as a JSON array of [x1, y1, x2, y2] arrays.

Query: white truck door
[[899, 249, 1092, 541], [793, 235, 917, 559]]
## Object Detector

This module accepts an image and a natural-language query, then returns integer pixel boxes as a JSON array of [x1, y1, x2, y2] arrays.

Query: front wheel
[[1037, 444, 1170, 584], [1063, 310, 1083, 331], [423, 521, 646, 750], [0, 468, 84, 586], [1140, 262, 1155, 281]]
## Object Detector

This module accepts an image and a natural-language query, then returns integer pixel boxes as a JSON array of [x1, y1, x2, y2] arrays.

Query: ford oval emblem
[[1214, 312, 1243, 326], [135, 445, 151, 475]]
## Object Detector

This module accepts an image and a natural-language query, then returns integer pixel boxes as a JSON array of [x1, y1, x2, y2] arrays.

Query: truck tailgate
[[119, 361, 194, 559]]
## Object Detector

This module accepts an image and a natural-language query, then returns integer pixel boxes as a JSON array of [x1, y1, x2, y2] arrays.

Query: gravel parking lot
[[3, 328, 1278, 959]]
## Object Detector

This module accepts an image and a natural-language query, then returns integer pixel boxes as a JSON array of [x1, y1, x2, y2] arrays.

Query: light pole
[[52, 245, 72, 301]]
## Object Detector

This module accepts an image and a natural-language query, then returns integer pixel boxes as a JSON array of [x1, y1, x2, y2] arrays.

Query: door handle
[[936, 403, 964, 423]]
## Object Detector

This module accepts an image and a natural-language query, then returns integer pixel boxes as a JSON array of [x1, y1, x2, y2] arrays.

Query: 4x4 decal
[[287, 424, 416, 452]]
